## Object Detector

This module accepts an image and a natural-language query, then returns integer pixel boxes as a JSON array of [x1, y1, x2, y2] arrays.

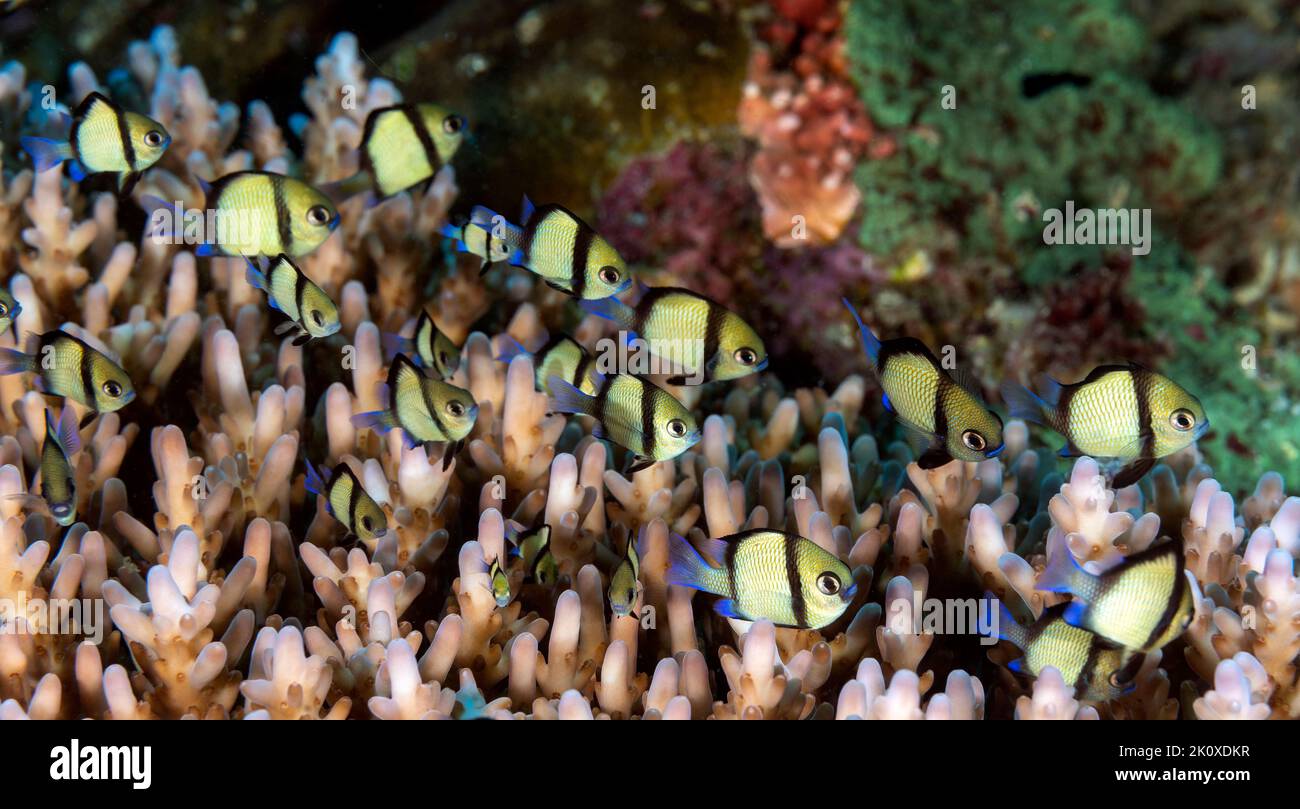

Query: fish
[[351, 353, 478, 470], [0, 330, 135, 413], [244, 255, 341, 346], [988, 599, 1140, 702], [647, 529, 856, 630], [546, 370, 700, 475], [304, 461, 388, 545], [511, 523, 557, 586], [580, 286, 768, 385], [1000, 363, 1209, 488], [608, 536, 640, 618], [322, 103, 467, 204], [382, 310, 461, 380], [457, 195, 632, 299], [38, 408, 81, 526], [440, 220, 510, 272], [842, 298, 1004, 468], [1037, 532, 1194, 653], [496, 333, 599, 396], [0, 287, 21, 337], [488, 557, 511, 608], [140, 170, 339, 258], [20, 91, 170, 194]]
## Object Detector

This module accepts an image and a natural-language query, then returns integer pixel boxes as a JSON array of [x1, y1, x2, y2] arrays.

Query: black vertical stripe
[[1142, 550, 1187, 649], [77, 339, 96, 409], [412, 363, 452, 440], [400, 105, 440, 169], [639, 380, 656, 460], [1132, 368, 1157, 458], [932, 376, 949, 440], [593, 366, 613, 422], [292, 260, 308, 324], [702, 299, 726, 379], [570, 222, 593, 298], [1057, 383, 1078, 448], [724, 538, 740, 601], [113, 107, 136, 170], [343, 467, 361, 532], [271, 175, 293, 255], [784, 535, 808, 628], [521, 208, 542, 267], [1078, 637, 1103, 695], [573, 354, 592, 391]]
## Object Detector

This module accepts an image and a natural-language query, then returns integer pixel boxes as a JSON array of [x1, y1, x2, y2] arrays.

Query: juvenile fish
[[1001, 364, 1209, 488], [142, 170, 339, 257], [843, 298, 1004, 468], [38, 408, 81, 526], [382, 310, 461, 380], [608, 536, 640, 618], [510, 523, 557, 586], [488, 557, 511, 607], [459, 196, 632, 299], [581, 286, 768, 385], [245, 255, 340, 346], [989, 599, 1140, 702], [497, 333, 598, 396], [547, 371, 699, 475], [1037, 532, 1194, 653], [21, 91, 170, 194], [440, 220, 510, 272], [323, 103, 466, 204], [304, 461, 388, 545], [0, 330, 135, 413], [649, 529, 856, 630], [351, 353, 478, 469]]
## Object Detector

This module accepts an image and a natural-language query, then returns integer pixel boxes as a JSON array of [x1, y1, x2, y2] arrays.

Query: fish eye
[[666, 418, 687, 438], [816, 572, 841, 596], [961, 430, 987, 451], [1170, 408, 1196, 431], [360, 516, 373, 532], [598, 266, 621, 285], [446, 400, 466, 417], [311, 310, 325, 327], [442, 114, 464, 134], [0, 303, 7, 316], [734, 347, 758, 366], [306, 204, 331, 227], [439, 351, 450, 367], [102, 380, 123, 398], [143, 130, 164, 147]]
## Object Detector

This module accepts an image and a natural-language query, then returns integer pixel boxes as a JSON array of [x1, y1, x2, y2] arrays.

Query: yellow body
[[589, 374, 698, 461], [324, 464, 387, 544], [535, 336, 598, 396], [1078, 548, 1193, 652], [880, 351, 1004, 461], [19, 331, 136, 412], [209, 172, 338, 257], [1017, 608, 1134, 702], [518, 205, 630, 299], [623, 289, 766, 382], [608, 541, 640, 617], [0, 288, 20, 334], [389, 355, 477, 443], [39, 409, 78, 526], [259, 256, 340, 339], [72, 93, 169, 174], [363, 104, 464, 198], [413, 312, 460, 379]]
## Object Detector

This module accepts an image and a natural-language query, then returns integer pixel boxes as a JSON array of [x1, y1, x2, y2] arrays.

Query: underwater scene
[[0, 0, 1298, 732]]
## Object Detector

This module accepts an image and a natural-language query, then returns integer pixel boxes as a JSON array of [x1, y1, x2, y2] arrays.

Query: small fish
[[21, 91, 170, 194], [245, 255, 340, 346], [511, 523, 557, 586], [608, 536, 640, 618], [39, 408, 81, 526], [1000, 364, 1209, 488], [140, 170, 339, 258], [0, 287, 21, 336], [457, 196, 632, 299], [1037, 533, 1194, 653], [648, 529, 856, 630], [382, 311, 461, 380], [488, 557, 511, 607], [843, 298, 1004, 468], [497, 333, 598, 396], [304, 461, 388, 545], [581, 286, 768, 385], [989, 599, 1140, 702], [440, 220, 510, 272], [0, 330, 135, 413], [547, 371, 699, 475], [351, 353, 478, 469], [323, 103, 466, 204]]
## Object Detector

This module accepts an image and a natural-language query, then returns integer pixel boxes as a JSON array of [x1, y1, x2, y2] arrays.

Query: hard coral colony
[[0, 5, 1295, 729]]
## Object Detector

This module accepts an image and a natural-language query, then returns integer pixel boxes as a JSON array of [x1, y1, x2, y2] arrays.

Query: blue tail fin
[[546, 375, 594, 417], [495, 336, 531, 364], [1000, 380, 1050, 424], [0, 347, 34, 376], [664, 532, 726, 595], [351, 410, 394, 434], [304, 461, 326, 496], [54, 407, 81, 456], [989, 594, 1026, 650], [380, 331, 414, 363], [470, 205, 501, 227], [579, 296, 635, 328], [20, 137, 71, 172], [139, 195, 182, 244], [1036, 531, 1089, 595], [841, 298, 881, 363], [438, 223, 467, 251], [244, 258, 268, 292]]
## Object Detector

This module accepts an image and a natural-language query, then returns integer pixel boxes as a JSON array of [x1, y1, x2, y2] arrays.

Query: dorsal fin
[[73, 91, 117, 123]]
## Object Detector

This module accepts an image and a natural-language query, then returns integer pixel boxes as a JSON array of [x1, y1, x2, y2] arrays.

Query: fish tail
[[0, 347, 35, 376], [351, 410, 395, 434], [54, 406, 81, 456], [495, 335, 531, 364], [1036, 531, 1089, 595], [138, 194, 183, 244], [318, 172, 370, 205], [469, 205, 503, 227], [999, 380, 1050, 424], [579, 295, 635, 327], [303, 461, 326, 496], [546, 375, 594, 417], [244, 258, 268, 292], [19, 137, 72, 172], [380, 331, 414, 363], [664, 532, 726, 595], [117, 171, 140, 196], [841, 298, 881, 363], [990, 594, 1026, 650], [438, 223, 468, 251]]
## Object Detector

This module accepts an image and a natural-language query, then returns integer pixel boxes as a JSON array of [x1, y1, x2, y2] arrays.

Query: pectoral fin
[[1110, 457, 1155, 489], [917, 445, 954, 470]]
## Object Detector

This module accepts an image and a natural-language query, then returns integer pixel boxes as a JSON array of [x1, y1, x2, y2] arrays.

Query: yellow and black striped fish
[[1038, 533, 1194, 653], [1001, 364, 1208, 488], [0, 330, 135, 413], [21, 91, 170, 194], [245, 255, 340, 346], [141, 170, 339, 258], [488, 557, 511, 607], [510, 523, 557, 586], [304, 461, 388, 544], [988, 599, 1140, 702], [440, 219, 510, 272], [383, 311, 461, 380], [459, 196, 632, 299], [649, 529, 856, 630], [582, 285, 768, 385], [0, 287, 21, 337], [38, 408, 81, 526], [323, 103, 466, 204], [608, 535, 640, 618], [497, 333, 598, 396], [843, 298, 1004, 468], [547, 370, 699, 475], [351, 353, 478, 469]]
